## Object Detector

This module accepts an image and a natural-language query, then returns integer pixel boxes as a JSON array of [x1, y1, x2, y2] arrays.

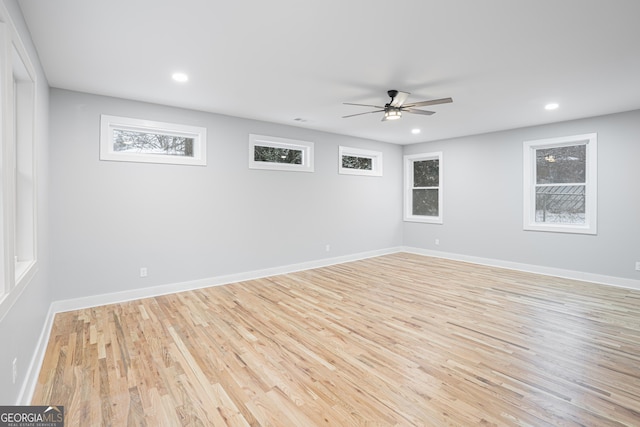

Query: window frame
[[12, 37, 37, 283], [100, 115, 207, 166], [249, 134, 314, 172], [404, 151, 443, 224], [523, 133, 597, 234], [0, 10, 39, 319], [338, 146, 383, 176]]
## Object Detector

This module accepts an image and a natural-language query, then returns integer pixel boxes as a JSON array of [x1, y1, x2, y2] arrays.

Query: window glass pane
[[342, 155, 373, 170], [254, 146, 303, 164], [412, 189, 439, 216], [414, 159, 439, 187], [535, 185, 585, 224], [114, 129, 194, 157], [536, 145, 586, 184]]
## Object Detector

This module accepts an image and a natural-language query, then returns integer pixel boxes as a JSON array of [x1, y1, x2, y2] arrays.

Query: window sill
[[523, 223, 597, 235], [0, 260, 37, 322], [16, 259, 37, 285], [404, 216, 443, 224]]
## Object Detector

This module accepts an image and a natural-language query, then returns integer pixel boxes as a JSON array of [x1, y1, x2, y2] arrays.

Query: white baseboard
[[22, 245, 640, 404], [402, 246, 640, 291], [17, 303, 56, 405], [21, 247, 402, 403], [50, 247, 403, 314]]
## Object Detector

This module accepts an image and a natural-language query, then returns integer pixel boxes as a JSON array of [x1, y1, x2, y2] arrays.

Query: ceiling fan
[[342, 90, 453, 121]]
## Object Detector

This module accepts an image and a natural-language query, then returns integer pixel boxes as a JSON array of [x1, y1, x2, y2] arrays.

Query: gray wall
[[404, 109, 640, 280], [49, 89, 403, 300], [0, 0, 51, 404]]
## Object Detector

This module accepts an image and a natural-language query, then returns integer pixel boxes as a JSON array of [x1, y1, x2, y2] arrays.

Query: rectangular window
[[13, 41, 36, 282], [338, 146, 383, 176], [100, 115, 207, 165], [523, 133, 597, 234], [0, 14, 39, 319], [249, 134, 314, 172], [404, 152, 443, 223], [254, 145, 302, 165]]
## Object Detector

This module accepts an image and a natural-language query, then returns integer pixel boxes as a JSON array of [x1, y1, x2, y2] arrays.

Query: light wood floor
[[32, 253, 640, 426]]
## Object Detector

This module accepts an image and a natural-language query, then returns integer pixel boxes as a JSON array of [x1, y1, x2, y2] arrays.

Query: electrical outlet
[[435, 239, 440, 246], [635, 261, 640, 272], [325, 244, 331, 252], [140, 267, 148, 277], [12, 358, 17, 384]]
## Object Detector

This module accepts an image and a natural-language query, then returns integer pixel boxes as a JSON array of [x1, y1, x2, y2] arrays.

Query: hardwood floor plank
[[32, 253, 640, 425]]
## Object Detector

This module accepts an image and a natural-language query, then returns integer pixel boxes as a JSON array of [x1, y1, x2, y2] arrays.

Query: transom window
[[404, 152, 443, 223], [100, 115, 207, 165], [249, 134, 314, 172], [523, 133, 597, 234], [338, 146, 383, 176], [254, 145, 302, 165]]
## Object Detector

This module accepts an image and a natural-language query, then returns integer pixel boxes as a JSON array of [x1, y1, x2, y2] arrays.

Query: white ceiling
[[17, 0, 640, 144]]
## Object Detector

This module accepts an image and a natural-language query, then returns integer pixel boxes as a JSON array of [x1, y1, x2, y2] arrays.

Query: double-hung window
[[404, 152, 443, 223], [523, 133, 597, 234]]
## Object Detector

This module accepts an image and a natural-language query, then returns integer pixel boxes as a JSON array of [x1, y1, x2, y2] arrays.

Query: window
[[404, 152, 443, 223], [13, 39, 36, 282], [338, 146, 383, 176], [0, 13, 38, 318], [249, 134, 314, 172], [523, 133, 597, 234], [100, 115, 207, 165]]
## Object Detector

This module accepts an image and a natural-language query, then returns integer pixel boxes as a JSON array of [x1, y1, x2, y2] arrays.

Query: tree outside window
[[404, 152, 443, 223], [523, 134, 597, 234]]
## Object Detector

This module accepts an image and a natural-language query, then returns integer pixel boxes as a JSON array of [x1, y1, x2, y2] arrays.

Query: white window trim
[[0, 5, 39, 320], [404, 152, 443, 224], [13, 45, 37, 284], [249, 134, 314, 172], [100, 115, 207, 166], [523, 133, 597, 234], [338, 146, 383, 176]]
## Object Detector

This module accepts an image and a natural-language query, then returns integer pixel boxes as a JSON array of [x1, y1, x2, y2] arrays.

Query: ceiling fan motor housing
[[342, 89, 451, 120]]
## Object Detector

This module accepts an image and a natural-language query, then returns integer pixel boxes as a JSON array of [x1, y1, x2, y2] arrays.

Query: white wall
[[403, 109, 640, 281], [0, 0, 51, 404], [49, 89, 403, 301]]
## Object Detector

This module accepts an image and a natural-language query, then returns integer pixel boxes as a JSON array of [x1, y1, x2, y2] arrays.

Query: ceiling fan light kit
[[343, 89, 453, 121], [383, 108, 402, 121]]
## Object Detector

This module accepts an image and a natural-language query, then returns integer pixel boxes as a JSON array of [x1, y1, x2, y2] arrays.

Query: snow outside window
[[523, 133, 597, 234], [404, 152, 443, 223], [339, 146, 383, 176], [249, 134, 314, 172], [100, 115, 207, 166]]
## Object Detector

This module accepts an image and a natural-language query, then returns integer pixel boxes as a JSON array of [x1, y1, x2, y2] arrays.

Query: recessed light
[[544, 103, 559, 110], [172, 72, 189, 83], [411, 128, 421, 134]]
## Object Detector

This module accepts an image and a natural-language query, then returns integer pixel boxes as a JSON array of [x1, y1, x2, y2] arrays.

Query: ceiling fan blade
[[403, 108, 436, 116], [403, 97, 453, 108], [343, 102, 385, 109], [342, 110, 384, 118], [389, 91, 410, 107]]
